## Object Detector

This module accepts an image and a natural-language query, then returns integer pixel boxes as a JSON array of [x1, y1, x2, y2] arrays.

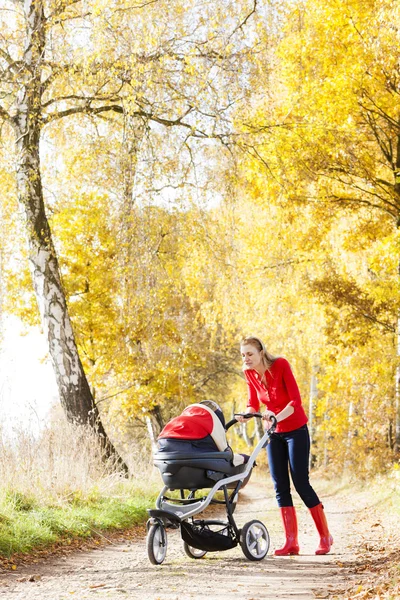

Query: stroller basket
[[180, 520, 238, 552]]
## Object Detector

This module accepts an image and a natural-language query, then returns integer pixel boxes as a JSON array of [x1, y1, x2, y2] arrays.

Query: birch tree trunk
[[395, 282, 400, 453], [395, 131, 400, 454], [10, 0, 127, 471], [308, 365, 318, 469]]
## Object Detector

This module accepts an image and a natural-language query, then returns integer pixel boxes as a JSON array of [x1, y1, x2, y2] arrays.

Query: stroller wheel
[[147, 523, 168, 565], [240, 520, 270, 561], [183, 542, 207, 559]]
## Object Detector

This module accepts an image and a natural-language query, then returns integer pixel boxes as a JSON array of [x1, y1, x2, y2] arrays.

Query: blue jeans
[[266, 425, 320, 508]]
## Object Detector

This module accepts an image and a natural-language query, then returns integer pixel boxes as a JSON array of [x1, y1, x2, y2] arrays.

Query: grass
[[0, 411, 160, 559], [340, 466, 400, 514], [0, 484, 158, 557]]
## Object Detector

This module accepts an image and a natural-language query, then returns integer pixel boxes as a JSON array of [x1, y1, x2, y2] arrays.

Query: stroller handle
[[225, 413, 277, 431]]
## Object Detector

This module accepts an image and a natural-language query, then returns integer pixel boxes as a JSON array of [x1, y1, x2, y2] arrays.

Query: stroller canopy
[[158, 402, 228, 452]]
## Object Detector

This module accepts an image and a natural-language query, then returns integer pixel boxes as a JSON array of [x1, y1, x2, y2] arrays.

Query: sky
[[0, 315, 58, 437]]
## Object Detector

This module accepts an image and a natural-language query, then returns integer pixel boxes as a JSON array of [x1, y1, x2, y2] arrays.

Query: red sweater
[[245, 357, 308, 433]]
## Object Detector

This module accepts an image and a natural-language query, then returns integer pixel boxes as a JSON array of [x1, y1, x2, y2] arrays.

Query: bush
[[0, 413, 159, 557]]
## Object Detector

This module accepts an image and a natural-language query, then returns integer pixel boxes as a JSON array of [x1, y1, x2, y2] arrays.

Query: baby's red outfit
[[158, 405, 215, 441]]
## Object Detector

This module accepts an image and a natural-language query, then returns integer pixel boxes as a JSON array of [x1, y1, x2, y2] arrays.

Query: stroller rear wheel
[[183, 542, 207, 559], [240, 520, 270, 561], [147, 522, 168, 565]]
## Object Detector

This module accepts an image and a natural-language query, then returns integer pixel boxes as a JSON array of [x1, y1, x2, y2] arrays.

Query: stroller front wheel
[[147, 522, 168, 565], [240, 520, 270, 561], [183, 541, 207, 559]]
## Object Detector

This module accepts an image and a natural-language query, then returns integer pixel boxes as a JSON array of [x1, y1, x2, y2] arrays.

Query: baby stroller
[[146, 401, 277, 564]]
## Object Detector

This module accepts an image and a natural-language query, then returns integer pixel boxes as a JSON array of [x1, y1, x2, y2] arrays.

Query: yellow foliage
[[0, 0, 399, 477]]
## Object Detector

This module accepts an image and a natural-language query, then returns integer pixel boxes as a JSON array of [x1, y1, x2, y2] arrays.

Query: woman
[[238, 336, 333, 556]]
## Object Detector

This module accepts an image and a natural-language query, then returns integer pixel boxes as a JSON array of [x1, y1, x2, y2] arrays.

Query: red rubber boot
[[309, 503, 333, 555], [274, 506, 300, 556]]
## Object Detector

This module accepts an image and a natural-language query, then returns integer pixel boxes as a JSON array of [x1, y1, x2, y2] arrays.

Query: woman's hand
[[262, 410, 277, 423], [236, 414, 249, 423], [236, 409, 256, 423]]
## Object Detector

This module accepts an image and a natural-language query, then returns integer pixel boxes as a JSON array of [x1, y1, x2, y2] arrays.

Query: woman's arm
[[262, 403, 294, 423], [237, 371, 260, 423], [282, 359, 302, 412], [276, 403, 294, 422]]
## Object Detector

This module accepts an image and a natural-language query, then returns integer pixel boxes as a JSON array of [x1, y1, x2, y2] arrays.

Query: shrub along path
[[0, 476, 398, 600]]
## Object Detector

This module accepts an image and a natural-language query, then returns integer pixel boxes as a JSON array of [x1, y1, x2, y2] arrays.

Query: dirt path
[[0, 478, 395, 600]]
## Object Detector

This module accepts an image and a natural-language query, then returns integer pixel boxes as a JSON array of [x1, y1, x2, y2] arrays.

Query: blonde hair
[[240, 336, 277, 370]]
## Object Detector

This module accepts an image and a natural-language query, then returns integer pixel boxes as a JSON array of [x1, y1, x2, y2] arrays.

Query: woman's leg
[[267, 433, 292, 507], [285, 426, 333, 554], [267, 434, 299, 555], [285, 425, 320, 508]]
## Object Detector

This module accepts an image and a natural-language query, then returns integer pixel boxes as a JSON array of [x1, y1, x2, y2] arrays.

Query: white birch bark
[[308, 365, 318, 469], [7, 0, 127, 470], [395, 312, 400, 452]]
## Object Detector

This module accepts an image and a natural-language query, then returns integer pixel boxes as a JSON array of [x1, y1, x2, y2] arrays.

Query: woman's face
[[241, 343, 263, 370]]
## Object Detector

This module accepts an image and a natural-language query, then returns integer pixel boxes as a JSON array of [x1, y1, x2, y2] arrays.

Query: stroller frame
[[146, 413, 277, 564]]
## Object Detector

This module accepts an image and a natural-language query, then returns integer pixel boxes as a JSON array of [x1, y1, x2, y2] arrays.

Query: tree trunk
[[395, 310, 400, 453], [11, 0, 127, 472], [308, 365, 318, 469], [395, 127, 400, 453], [344, 400, 354, 472], [146, 417, 158, 453]]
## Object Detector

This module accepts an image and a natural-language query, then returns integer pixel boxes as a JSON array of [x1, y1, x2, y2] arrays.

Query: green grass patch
[[0, 485, 158, 558]]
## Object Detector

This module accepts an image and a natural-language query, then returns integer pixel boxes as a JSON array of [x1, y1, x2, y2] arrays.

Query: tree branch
[[229, 0, 257, 38], [114, 0, 160, 12], [365, 111, 394, 166], [47, 0, 84, 20], [42, 103, 124, 124], [359, 94, 400, 132], [323, 194, 398, 220], [43, 100, 232, 142], [42, 93, 121, 109], [0, 47, 23, 75], [0, 102, 11, 122]]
